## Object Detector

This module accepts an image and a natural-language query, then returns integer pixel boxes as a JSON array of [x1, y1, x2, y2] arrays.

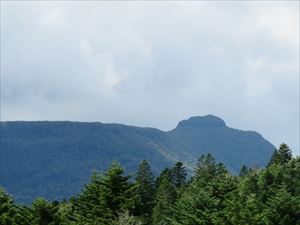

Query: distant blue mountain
[[0, 115, 274, 203]]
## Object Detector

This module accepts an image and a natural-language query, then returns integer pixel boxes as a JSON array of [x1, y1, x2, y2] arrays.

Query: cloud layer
[[1, 1, 299, 154]]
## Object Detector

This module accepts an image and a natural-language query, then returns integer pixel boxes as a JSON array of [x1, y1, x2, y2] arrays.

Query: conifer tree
[[152, 169, 176, 225], [171, 179, 220, 224], [171, 161, 187, 189], [30, 198, 58, 225], [13, 205, 34, 225], [104, 161, 135, 215], [195, 153, 217, 181], [286, 157, 300, 195], [76, 171, 112, 224], [133, 160, 155, 225], [264, 185, 300, 225], [2, 144, 300, 225], [0, 187, 16, 225], [76, 161, 135, 224], [277, 143, 292, 163], [268, 143, 292, 166], [53, 201, 77, 225], [239, 165, 249, 177]]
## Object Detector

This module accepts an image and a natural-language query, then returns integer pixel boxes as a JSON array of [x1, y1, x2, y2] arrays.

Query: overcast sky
[[1, 1, 299, 155]]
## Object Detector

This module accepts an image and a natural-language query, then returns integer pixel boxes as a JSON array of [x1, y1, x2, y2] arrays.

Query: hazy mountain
[[167, 115, 274, 172], [0, 115, 274, 203]]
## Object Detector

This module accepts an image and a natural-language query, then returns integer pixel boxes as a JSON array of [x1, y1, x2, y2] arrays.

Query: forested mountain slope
[[167, 115, 274, 172], [0, 115, 274, 203], [1, 145, 299, 225]]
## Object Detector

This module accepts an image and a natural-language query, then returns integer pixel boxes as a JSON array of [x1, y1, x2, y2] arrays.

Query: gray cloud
[[1, 1, 299, 154]]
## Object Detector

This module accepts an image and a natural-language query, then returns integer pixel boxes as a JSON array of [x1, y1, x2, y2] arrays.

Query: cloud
[[255, 4, 299, 48], [1, 1, 299, 154]]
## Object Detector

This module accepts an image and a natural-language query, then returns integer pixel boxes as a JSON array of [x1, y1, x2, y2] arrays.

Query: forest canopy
[[1, 143, 299, 225]]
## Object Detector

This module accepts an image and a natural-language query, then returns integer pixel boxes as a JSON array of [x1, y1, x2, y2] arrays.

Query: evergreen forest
[[1, 143, 299, 225]]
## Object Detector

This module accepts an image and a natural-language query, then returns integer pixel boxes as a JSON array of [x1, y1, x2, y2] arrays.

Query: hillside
[[167, 115, 274, 172], [0, 115, 275, 203]]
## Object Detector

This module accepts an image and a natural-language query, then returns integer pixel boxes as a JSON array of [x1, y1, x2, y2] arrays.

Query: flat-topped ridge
[[176, 115, 226, 129]]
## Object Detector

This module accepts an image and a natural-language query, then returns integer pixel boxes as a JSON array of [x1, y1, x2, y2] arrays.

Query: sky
[[1, 1, 299, 155]]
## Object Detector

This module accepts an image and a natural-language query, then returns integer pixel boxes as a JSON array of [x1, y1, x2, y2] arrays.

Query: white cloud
[[40, 8, 68, 27], [244, 56, 298, 97], [255, 4, 299, 48], [1, 1, 299, 154]]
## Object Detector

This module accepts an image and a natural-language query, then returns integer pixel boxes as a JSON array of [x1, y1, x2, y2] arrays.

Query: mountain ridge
[[0, 115, 275, 203]]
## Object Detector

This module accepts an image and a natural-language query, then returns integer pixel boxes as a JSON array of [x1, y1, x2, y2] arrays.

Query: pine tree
[[171, 180, 220, 225], [2, 144, 299, 225], [171, 161, 187, 189], [133, 160, 155, 225], [264, 185, 300, 225], [238, 193, 269, 225], [286, 157, 300, 196], [0, 187, 16, 225], [76, 161, 135, 224], [152, 169, 176, 225], [13, 205, 34, 225], [76, 171, 112, 224], [278, 143, 292, 163], [194, 154, 227, 184], [268, 143, 292, 166], [239, 165, 249, 177], [104, 161, 135, 215], [30, 198, 58, 225]]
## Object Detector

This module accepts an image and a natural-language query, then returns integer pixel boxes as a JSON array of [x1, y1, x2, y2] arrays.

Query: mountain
[[168, 115, 274, 172], [0, 115, 275, 203]]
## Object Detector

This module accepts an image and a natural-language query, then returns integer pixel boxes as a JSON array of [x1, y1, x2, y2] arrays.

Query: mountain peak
[[176, 115, 226, 129]]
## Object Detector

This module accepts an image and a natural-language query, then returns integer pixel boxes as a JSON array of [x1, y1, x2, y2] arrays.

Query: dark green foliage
[[75, 172, 113, 224], [30, 198, 59, 225], [12, 205, 34, 225], [239, 165, 249, 177], [152, 169, 177, 225], [268, 143, 292, 166], [103, 161, 135, 215], [113, 211, 142, 225], [194, 153, 228, 183], [133, 160, 155, 225], [264, 185, 300, 224], [75, 161, 135, 224], [171, 161, 187, 189], [0, 187, 16, 225], [1, 116, 274, 203], [172, 154, 237, 224], [0, 192, 66, 225], [0, 144, 299, 225]]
